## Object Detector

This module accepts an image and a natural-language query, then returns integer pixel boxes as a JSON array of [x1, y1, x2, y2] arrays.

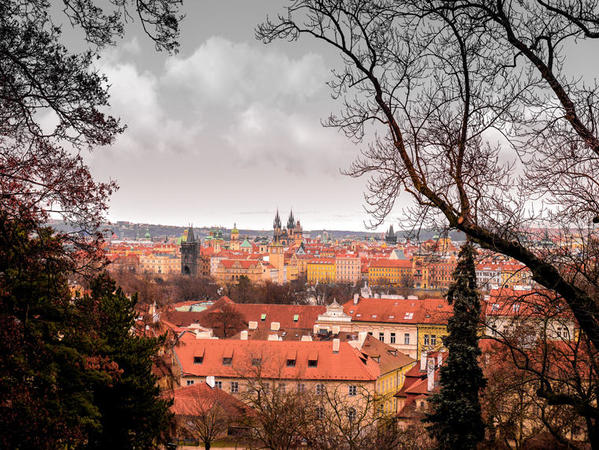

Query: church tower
[[287, 210, 296, 239], [273, 209, 282, 243], [385, 224, 397, 245], [181, 225, 199, 276]]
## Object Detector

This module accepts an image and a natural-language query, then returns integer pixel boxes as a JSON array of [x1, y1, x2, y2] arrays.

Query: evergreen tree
[[81, 274, 173, 449], [0, 216, 105, 448], [0, 215, 172, 449], [426, 242, 486, 449]]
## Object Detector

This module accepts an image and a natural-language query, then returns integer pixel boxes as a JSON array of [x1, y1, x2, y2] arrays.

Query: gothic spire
[[187, 224, 195, 243], [287, 209, 295, 230], [273, 209, 282, 229]]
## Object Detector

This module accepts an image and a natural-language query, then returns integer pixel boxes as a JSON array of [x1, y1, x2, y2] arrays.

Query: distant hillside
[[47, 220, 465, 242]]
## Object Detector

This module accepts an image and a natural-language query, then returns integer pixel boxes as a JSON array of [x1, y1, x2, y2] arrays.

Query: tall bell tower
[[181, 225, 199, 276]]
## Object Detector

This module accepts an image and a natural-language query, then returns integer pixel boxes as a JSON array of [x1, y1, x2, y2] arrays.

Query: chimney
[[206, 376, 215, 388], [358, 331, 368, 347], [248, 321, 258, 330], [267, 334, 279, 341], [313, 324, 319, 334], [332, 325, 340, 335], [301, 335, 313, 341], [427, 357, 435, 392], [353, 293, 359, 304], [420, 351, 428, 371], [270, 322, 280, 331], [240, 330, 248, 340], [332, 338, 340, 353]]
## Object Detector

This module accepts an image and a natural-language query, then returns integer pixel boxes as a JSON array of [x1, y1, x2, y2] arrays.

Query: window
[[193, 356, 203, 364], [252, 357, 262, 366], [348, 385, 357, 396], [186, 379, 195, 386], [223, 357, 232, 366], [308, 359, 318, 368], [214, 381, 222, 389], [278, 383, 286, 393], [430, 335, 437, 346], [261, 313, 266, 321], [316, 407, 325, 420], [379, 332, 385, 342], [404, 312, 414, 320], [368, 331, 373, 336], [293, 314, 299, 322], [348, 407, 357, 422], [231, 381, 239, 393], [390, 333, 396, 344], [404, 333, 410, 345], [286, 358, 296, 367], [424, 334, 430, 346], [297, 383, 306, 393], [316, 384, 325, 395]]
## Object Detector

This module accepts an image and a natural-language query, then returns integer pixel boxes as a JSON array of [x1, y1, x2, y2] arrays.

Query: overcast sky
[[80, 1, 395, 232]]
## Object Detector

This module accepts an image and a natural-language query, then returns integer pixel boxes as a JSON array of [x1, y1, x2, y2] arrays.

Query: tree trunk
[[588, 418, 599, 450], [204, 440, 211, 450]]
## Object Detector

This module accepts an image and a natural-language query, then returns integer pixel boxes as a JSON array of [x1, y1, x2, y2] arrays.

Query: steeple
[[187, 224, 195, 243], [287, 209, 295, 230], [273, 209, 282, 229]]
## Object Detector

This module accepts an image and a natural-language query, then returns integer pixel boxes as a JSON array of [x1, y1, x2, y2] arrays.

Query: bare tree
[[257, 1, 599, 445], [178, 386, 247, 450]]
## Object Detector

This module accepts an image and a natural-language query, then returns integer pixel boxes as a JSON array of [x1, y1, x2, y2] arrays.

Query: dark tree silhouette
[[426, 243, 485, 449]]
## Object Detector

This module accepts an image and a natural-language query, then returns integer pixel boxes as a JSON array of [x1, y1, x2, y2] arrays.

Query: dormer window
[[193, 356, 203, 364], [492, 303, 499, 311], [404, 312, 414, 320], [513, 303, 521, 313], [222, 348, 233, 366], [286, 359, 296, 367]]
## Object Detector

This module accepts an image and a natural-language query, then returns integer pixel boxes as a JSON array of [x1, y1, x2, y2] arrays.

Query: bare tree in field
[[258, 1, 599, 445]]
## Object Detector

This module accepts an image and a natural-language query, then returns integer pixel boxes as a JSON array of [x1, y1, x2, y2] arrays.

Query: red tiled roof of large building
[[219, 259, 261, 269], [342, 297, 452, 324], [485, 288, 571, 319], [229, 302, 326, 330], [163, 297, 325, 332], [359, 335, 416, 374], [369, 259, 413, 268], [175, 333, 380, 381], [418, 298, 454, 324]]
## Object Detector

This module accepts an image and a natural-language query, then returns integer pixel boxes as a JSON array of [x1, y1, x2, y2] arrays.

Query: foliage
[[0, 0, 182, 237], [426, 243, 485, 448], [81, 274, 173, 449], [0, 215, 171, 448]]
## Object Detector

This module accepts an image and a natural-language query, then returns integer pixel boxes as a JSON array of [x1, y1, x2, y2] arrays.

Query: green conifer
[[426, 242, 486, 449]]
